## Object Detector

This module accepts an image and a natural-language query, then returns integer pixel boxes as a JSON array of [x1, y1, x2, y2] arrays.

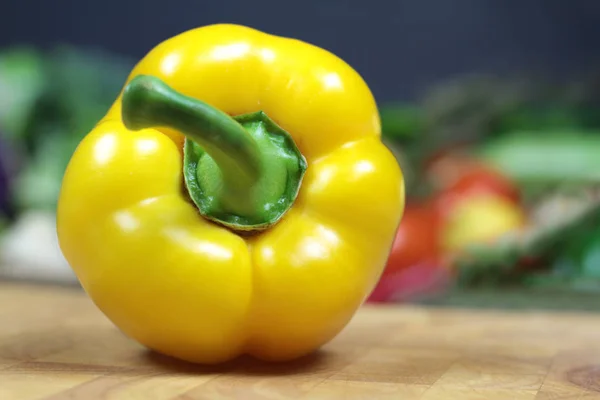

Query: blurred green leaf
[[0, 47, 46, 138], [478, 131, 600, 184], [21, 46, 133, 152], [12, 129, 80, 211], [10, 45, 134, 211], [492, 106, 590, 135], [380, 103, 424, 139]]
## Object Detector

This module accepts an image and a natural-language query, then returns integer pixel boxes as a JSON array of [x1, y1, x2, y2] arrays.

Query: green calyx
[[121, 74, 307, 232]]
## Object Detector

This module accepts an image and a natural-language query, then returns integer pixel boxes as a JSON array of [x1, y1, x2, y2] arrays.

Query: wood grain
[[1, 282, 600, 399]]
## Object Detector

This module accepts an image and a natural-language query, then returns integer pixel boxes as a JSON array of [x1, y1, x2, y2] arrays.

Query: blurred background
[[1, 0, 600, 310]]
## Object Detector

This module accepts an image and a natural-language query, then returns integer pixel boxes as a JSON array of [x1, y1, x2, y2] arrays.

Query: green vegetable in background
[[11, 46, 134, 211], [379, 103, 424, 140], [377, 72, 600, 298], [478, 131, 600, 185], [552, 222, 600, 281], [492, 106, 591, 134], [0, 48, 45, 139]]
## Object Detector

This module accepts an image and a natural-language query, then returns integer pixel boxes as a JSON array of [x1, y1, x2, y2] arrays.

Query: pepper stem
[[121, 75, 306, 231]]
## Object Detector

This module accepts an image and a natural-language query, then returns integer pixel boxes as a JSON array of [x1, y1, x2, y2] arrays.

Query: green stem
[[122, 75, 261, 211], [121, 74, 306, 231]]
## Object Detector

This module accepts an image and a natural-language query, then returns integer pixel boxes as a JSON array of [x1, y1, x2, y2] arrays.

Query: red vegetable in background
[[368, 259, 452, 302], [436, 165, 520, 211], [427, 151, 519, 200], [369, 203, 451, 302], [369, 152, 526, 303], [383, 203, 441, 274], [433, 157, 525, 253]]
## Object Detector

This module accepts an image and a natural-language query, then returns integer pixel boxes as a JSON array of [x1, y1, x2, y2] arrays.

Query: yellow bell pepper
[[57, 23, 405, 364]]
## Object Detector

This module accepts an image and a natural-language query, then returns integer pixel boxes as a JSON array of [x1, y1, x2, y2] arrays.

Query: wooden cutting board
[[1, 282, 599, 399]]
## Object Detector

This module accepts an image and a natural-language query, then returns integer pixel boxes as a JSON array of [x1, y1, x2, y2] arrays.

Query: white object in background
[[0, 210, 78, 285]]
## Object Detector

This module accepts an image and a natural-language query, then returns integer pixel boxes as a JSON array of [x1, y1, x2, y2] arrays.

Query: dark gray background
[[1, 0, 599, 102]]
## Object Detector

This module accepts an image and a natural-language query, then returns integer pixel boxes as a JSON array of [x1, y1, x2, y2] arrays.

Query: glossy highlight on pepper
[[57, 23, 405, 364]]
